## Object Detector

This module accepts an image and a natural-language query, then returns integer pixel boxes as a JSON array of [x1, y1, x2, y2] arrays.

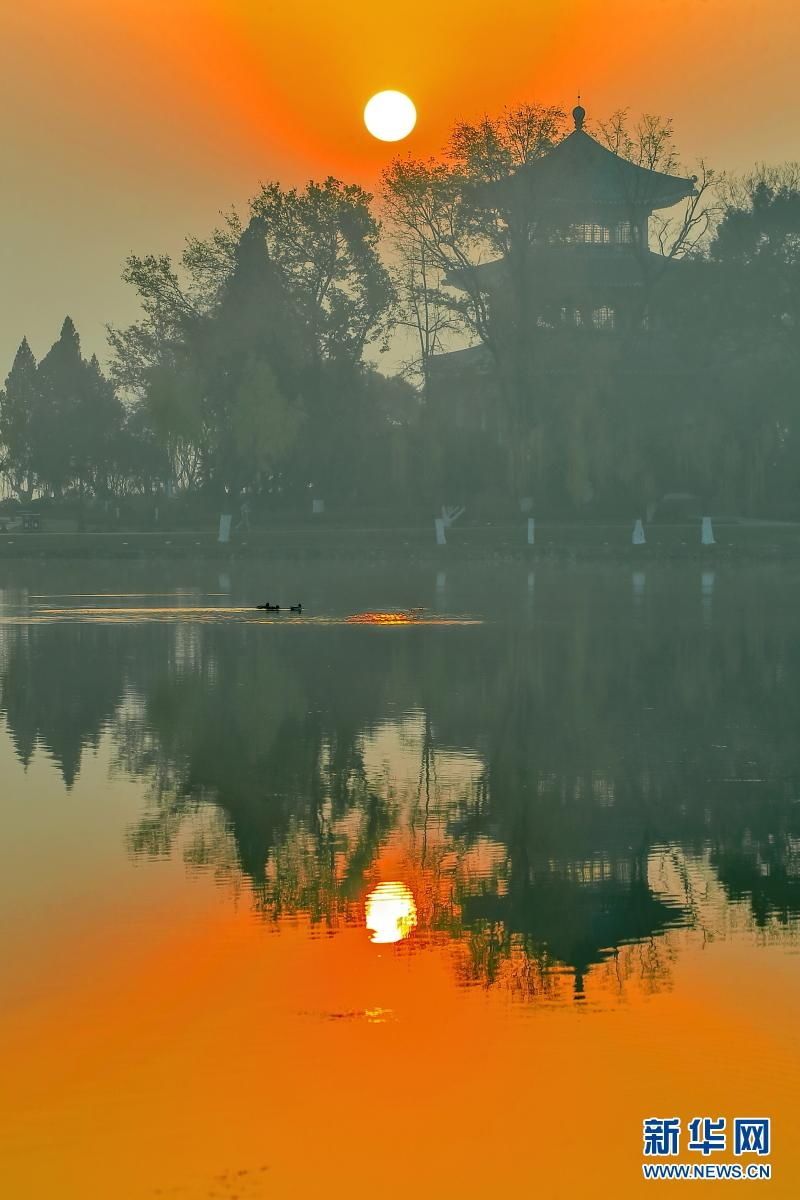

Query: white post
[[701, 516, 715, 545], [632, 518, 646, 545], [527, 518, 535, 545], [435, 518, 446, 545], [701, 570, 715, 627], [218, 514, 232, 544], [632, 571, 646, 601]]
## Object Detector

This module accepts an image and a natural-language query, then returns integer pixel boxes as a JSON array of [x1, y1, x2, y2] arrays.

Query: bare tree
[[596, 109, 715, 264], [389, 233, 461, 389]]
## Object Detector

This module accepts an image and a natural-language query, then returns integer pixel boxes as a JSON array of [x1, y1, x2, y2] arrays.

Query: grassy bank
[[1, 520, 800, 561]]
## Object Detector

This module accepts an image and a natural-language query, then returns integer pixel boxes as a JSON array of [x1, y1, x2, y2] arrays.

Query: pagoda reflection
[[1, 569, 799, 1000]]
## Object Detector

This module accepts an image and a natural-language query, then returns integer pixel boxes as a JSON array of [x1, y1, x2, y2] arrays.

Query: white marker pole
[[701, 516, 715, 545], [218, 514, 232, 544], [435, 518, 446, 546], [632, 518, 646, 545], [701, 569, 715, 627], [527, 518, 535, 545]]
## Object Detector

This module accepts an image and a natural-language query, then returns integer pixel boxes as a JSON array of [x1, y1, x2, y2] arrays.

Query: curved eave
[[429, 344, 493, 375], [446, 248, 686, 292], [474, 129, 697, 214]]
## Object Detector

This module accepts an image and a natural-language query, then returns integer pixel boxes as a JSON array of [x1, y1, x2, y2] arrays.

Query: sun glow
[[364, 91, 417, 142], [365, 882, 418, 944], [346, 610, 421, 624]]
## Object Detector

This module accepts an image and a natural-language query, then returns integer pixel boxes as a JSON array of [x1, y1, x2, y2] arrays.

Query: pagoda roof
[[476, 119, 697, 214], [428, 343, 493, 375], [429, 330, 692, 379], [461, 875, 687, 975]]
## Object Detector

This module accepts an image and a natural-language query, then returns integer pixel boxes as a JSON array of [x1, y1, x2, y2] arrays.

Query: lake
[[1, 559, 799, 1197]]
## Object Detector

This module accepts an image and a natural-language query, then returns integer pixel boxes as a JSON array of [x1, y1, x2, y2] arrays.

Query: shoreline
[[1, 523, 800, 562]]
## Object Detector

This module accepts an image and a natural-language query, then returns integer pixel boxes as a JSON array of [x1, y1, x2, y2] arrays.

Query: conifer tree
[[144, 218, 308, 497], [35, 316, 86, 496], [31, 317, 123, 500], [0, 337, 39, 500]]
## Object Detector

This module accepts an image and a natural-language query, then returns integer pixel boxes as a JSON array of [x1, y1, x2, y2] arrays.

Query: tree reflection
[[116, 623, 401, 926], [0, 621, 126, 786], [1, 569, 799, 999]]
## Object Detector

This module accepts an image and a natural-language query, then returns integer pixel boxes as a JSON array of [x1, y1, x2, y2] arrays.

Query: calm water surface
[[1, 561, 799, 1197]]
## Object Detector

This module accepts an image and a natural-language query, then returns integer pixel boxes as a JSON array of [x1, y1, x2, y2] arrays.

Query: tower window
[[579, 223, 611, 245], [592, 306, 616, 330]]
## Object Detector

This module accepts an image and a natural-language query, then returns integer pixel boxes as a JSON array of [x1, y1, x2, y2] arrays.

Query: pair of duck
[[256, 602, 302, 613]]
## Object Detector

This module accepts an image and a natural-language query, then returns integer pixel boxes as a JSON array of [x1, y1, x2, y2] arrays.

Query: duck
[[290, 603, 302, 614], [256, 601, 280, 612]]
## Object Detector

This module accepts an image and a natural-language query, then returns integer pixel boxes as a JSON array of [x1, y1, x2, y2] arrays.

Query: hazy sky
[[1, 0, 797, 373]]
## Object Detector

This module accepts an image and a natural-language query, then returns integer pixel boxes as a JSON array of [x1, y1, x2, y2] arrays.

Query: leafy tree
[[708, 168, 800, 511], [77, 355, 125, 498], [111, 177, 393, 385], [652, 165, 800, 514], [111, 402, 172, 497], [112, 180, 397, 503], [249, 177, 393, 364], [134, 218, 308, 498], [711, 166, 800, 329]]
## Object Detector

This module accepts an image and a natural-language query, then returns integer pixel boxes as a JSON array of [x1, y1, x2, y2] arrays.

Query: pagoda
[[430, 104, 698, 420]]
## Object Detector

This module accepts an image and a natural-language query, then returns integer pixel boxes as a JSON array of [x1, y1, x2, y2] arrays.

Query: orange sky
[[1, 0, 798, 371]]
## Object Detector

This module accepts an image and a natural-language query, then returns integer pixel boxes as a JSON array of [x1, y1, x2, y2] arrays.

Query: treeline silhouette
[[2, 107, 800, 517]]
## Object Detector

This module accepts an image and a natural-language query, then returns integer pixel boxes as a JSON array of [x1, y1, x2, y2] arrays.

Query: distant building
[[430, 105, 698, 436]]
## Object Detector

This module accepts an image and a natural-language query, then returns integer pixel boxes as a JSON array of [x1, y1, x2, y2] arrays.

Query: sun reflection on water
[[365, 881, 418, 944]]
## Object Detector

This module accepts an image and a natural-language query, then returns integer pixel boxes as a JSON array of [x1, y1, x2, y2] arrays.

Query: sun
[[365, 881, 418, 943], [364, 91, 417, 142]]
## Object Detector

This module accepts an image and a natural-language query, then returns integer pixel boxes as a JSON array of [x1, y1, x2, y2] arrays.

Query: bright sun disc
[[365, 882, 418, 943], [364, 91, 416, 142]]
